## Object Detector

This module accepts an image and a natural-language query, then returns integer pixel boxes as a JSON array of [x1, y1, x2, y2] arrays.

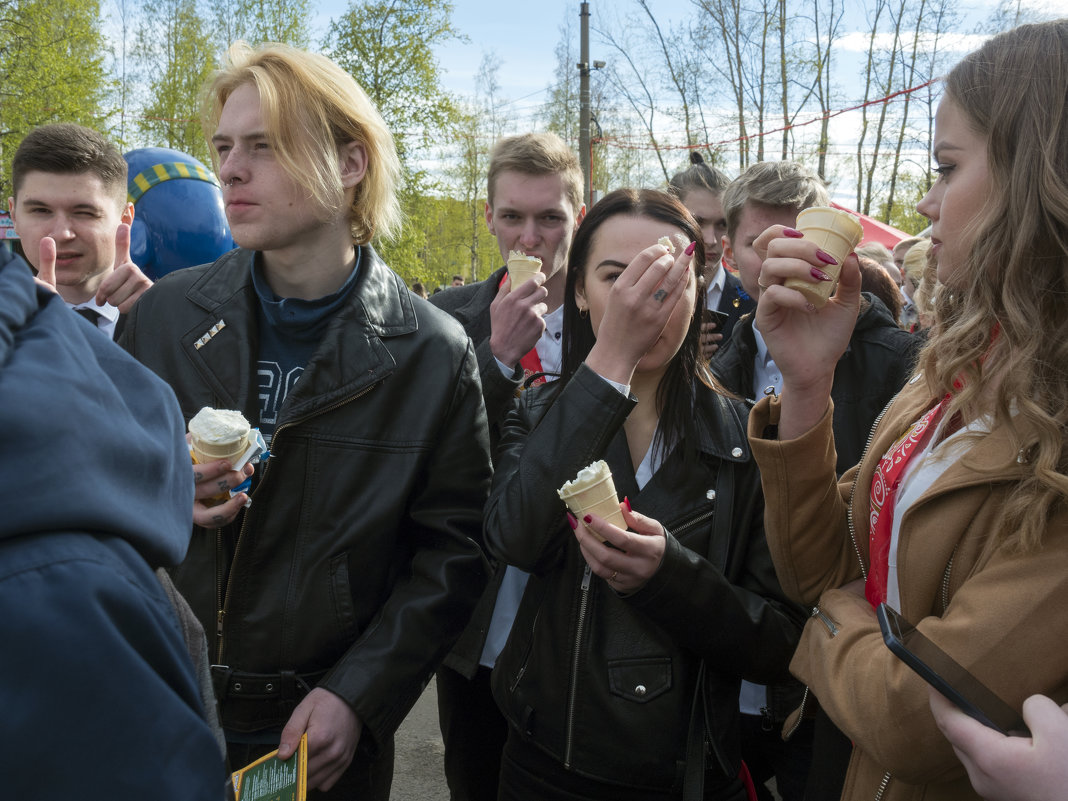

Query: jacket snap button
[[705, 489, 716, 501], [233, 683, 242, 692], [731, 447, 743, 458], [635, 684, 647, 696], [265, 683, 274, 692]]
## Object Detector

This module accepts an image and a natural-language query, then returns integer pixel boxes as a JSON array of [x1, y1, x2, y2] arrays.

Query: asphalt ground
[[391, 677, 450, 800]]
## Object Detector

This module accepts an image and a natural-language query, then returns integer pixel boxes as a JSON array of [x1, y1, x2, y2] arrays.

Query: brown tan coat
[[748, 377, 1068, 801]]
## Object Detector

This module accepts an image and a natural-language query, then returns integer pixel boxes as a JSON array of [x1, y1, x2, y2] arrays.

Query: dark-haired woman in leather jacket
[[485, 188, 805, 801]]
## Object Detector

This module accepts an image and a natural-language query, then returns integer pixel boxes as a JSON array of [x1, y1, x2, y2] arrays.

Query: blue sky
[[308, 0, 1038, 117], [314, 0, 578, 123]]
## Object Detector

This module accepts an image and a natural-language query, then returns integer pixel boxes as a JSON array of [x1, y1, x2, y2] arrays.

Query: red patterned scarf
[[866, 394, 954, 607]]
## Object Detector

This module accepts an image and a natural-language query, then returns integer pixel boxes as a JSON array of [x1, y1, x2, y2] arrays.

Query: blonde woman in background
[[903, 239, 937, 332]]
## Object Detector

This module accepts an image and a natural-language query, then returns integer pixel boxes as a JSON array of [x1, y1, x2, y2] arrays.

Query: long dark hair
[[560, 188, 719, 470]]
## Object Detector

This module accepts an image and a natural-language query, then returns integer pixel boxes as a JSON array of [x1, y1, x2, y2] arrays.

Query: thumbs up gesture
[[34, 236, 58, 292], [94, 222, 152, 313]]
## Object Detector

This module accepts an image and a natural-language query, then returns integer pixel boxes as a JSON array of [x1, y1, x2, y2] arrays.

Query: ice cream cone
[[558, 461, 626, 541], [189, 407, 251, 467], [507, 251, 542, 288], [784, 206, 864, 308]]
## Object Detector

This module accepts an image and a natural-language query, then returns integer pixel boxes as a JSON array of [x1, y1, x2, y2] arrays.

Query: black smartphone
[[877, 603, 1030, 736], [702, 308, 729, 329]]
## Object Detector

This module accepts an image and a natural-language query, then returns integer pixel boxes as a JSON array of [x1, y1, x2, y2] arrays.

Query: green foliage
[[135, 0, 215, 162], [439, 53, 506, 286], [326, 0, 469, 276], [376, 192, 502, 291], [444, 106, 488, 281], [0, 0, 109, 198], [879, 169, 932, 235], [211, 0, 311, 52], [325, 0, 463, 166]]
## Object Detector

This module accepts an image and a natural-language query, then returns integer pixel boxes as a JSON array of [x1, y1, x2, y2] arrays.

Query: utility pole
[[578, 2, 591, 207], [577, 3, 605, 208]]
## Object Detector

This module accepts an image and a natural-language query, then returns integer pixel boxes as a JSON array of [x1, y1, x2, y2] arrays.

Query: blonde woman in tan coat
[[742, 19, 1068, 801]]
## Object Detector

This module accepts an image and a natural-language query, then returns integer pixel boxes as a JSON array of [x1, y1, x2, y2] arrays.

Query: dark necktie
[[75, 307, 101, 327]]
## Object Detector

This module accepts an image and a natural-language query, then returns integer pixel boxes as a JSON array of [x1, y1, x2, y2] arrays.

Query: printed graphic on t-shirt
[[259, 361, 303, 438]]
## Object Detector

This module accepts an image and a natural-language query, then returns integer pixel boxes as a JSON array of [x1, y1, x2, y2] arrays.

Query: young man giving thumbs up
[[8, 123, 153, 339]]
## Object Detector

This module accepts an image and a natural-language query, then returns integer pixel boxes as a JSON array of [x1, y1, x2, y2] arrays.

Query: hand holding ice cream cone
[[568, 495, 668, 594], [782, 207, 864, 309], [187, 407, 267, 523], [753, 222, 864, 441], [189, 407, 252, 467], [507, 250, 543, 288], [558, 460, 625, 542]]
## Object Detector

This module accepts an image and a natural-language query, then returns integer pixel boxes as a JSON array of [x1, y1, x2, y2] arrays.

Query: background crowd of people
[[2, 16, 1066, 801]]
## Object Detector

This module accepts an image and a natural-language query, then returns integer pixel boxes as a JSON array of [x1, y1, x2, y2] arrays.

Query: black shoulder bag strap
[[683, 458, 736, 801]]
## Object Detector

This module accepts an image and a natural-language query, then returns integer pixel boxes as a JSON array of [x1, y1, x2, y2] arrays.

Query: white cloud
[[1019, 0, 1064, 13]]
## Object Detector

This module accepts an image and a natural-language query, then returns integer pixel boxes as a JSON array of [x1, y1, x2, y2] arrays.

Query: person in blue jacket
[[0, 247, 225, 798]]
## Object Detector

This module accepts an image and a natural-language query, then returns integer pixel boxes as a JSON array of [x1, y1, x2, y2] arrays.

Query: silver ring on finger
[[610, 570, 619, 582]]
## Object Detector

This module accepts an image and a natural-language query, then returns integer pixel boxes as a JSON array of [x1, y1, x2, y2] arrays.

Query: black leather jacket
[[714, 269, 756, 344], [712, 293, 919, 475], [429, 265, 523, 454], [429, 265, 523, 677], [120, 247, 491, 751], [486, 365, 804, 791]]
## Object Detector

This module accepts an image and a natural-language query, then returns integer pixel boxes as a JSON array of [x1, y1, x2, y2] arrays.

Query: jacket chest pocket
[[607, 657, 672, 703]]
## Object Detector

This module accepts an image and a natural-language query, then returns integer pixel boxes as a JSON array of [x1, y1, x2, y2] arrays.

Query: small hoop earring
[[578, 307, 589, 318]]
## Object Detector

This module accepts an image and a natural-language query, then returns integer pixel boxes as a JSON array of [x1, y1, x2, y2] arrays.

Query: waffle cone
[[507, 256, 542, 288], [559, 475, 625, 541], [784, 207, 864, 308]]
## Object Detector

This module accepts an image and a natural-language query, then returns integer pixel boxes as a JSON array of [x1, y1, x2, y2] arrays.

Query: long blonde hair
[[907, 241, 938, 329], [202, 42, 402, 243], [907, 19, 1068, 552]]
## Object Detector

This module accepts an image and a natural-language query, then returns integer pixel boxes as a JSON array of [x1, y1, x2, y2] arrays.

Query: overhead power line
[[594, 78, 942, 152]]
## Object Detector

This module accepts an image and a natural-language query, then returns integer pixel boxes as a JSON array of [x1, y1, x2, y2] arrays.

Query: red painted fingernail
[[783, 227, 804, 238], [816, 249, 838, 265], [583, 515, 593, 525], [684, 241, 697, 255], [811, 267, 832, 281], [566, 511, 577, 530], [623, 496, 633, 512]]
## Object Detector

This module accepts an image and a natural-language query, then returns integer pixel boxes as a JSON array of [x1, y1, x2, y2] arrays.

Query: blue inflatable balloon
[[123, 147, 235, 280]]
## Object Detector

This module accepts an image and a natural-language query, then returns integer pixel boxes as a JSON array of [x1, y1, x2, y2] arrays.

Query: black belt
[[210, 666, 328, 702]]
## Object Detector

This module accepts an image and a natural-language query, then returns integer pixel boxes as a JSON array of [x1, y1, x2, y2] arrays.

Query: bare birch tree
[[596, 19, 672, 182], [692, 0, 751, 169]]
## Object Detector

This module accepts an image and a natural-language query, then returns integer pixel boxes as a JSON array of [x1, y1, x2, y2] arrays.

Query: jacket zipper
[[940, 546, 957, 614], [874, 771, 891, 800], [785, 401, 894, 745], [850, 400, 896, 801], [784, 686, 810, 739], [670, 508, 716, 539], [812, 606, 839, 637], [215, 528, 225, 659], [564, 563, 593, 768], [847, 398, 894, 581], [215, 382, 382, 665], [558, 505, 717, 764]]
